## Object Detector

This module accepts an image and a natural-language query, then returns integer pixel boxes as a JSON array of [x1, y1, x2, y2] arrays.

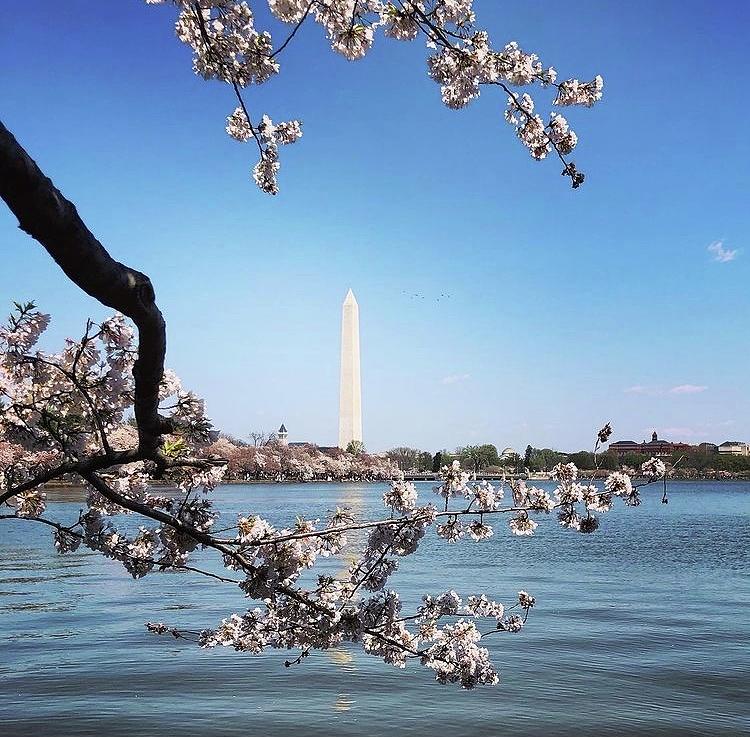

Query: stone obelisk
[[338, 289, 362, 449]]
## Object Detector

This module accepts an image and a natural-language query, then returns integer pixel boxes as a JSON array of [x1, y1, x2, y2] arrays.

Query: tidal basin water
[[1, 481, 748, 737]]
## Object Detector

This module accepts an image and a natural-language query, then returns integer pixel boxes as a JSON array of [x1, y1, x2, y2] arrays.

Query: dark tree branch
[[0, 120, 171, 458], [0, 450, 141, 507]]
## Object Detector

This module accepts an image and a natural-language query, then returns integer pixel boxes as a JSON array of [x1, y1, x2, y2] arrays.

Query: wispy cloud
[[624, 385, 653, 395], [707, 240, 739, 263], [624, 384, 707, 396], [669, 384, 707, 395], [441, 373, 470, 385], [624, 385, 668, 396]]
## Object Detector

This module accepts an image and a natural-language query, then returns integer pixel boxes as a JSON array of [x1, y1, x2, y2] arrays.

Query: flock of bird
[[402, 291, 452, 302]]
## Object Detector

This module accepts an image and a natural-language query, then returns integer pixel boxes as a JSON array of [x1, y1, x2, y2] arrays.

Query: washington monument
[[338, 289, 362, 449]]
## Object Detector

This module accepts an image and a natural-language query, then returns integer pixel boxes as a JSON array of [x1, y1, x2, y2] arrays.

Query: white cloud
[[669, 384, 707, 395], [624, 385, 651, 395], [624, 385, 665, 396], [441, 373, 470, 385], [707, 240, 739, 263], [624, 384, 707, 396]]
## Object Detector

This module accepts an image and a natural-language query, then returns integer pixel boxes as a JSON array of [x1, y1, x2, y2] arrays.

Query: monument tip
[[344, 288, 356, 304]]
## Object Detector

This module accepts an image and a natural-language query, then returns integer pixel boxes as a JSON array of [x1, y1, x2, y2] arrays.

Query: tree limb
[[0, 120, 170, 457]]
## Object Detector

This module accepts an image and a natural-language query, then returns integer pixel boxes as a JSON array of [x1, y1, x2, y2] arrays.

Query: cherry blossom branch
[[16, 351, 112, 456], [269, 0, 316, 58], [0, 512, 242, 584], [190, 2, 264, 154], [0, 513, 80, 534], [492, 81, 583, 187], [146, 1, 601, 195], [219, 480, 664, 547], [0, 451, 140, 507], [0, 121, 171, 457]]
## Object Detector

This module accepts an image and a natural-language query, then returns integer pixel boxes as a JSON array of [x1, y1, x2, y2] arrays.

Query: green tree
[[431, 452, 443, 472], [479, 444, 500, 468], [621, 452, 649, 468], [418, 451, 433, 472], [385, 447, 420, 471], [524, 445, 533, 468], [458, 444, 500, 473], [528, 448, 566, 471], [346, 440, 366, 456], [501, 452, 522, 472], [568, 451, 595, 469], [598, 452, 618, 471]]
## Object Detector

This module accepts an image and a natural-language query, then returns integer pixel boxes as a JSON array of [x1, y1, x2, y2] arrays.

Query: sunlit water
[[1, 481, 748, 737]]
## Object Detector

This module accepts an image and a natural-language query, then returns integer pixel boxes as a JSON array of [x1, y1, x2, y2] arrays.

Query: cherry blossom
[[642, 457, 666, 480], [145, 1, 604, 193]]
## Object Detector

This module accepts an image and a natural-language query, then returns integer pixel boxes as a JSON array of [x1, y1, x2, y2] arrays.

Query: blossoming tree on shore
[[206, 436, 400, 481], [0, 1, 668, 689]]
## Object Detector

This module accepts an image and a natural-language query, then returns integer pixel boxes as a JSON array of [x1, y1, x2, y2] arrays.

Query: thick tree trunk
[[0, 120, 169, 456]]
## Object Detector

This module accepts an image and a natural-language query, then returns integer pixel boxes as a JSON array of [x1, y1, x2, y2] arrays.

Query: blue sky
[[1, 1, 748, 452]]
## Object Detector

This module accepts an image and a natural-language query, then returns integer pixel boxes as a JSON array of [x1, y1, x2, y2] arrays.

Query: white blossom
[[54, 529, 81, 554], [436, 518, 464, 542], [226, 107, 254, 142], [554, 75, 604, 107], [381, 4, 420, 40], [466, 479, 501, 511], [467, 520, 493, 541], [268, 0, 309, 23], [605, 471, 633, 497], [423, 620, 499, 688], [383, 479, 418, 513], [500, 615, 524, 633], [13, 490, 46, 518], [518, 590, 535, 609], [466, 594, 504, 620], [509, 514, 538, 536], [253, 145, 280, 195], [642, 457, 666, 480]]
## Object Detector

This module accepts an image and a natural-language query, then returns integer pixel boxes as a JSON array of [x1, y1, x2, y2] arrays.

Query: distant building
[[696, 442, 718, 454], [607, 439, 640, 457], [718, 441, 749, 456], [608, 431, 692, 459], [277, 423, 288, 445]]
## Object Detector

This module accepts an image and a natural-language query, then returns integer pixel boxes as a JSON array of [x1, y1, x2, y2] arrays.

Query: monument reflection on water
[[326, 482, 369, 712]]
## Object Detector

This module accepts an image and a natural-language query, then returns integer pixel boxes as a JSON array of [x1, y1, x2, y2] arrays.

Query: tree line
[[386, 443, 750, 475]]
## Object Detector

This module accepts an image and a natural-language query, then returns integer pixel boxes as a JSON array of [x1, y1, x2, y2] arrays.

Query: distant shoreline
[[37, 473, 750, 493]]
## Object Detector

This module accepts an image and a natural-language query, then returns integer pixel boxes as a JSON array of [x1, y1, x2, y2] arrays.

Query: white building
[[718, 441, 749, 456]]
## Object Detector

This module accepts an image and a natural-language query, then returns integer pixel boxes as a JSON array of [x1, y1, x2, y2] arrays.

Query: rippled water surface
[[1, 481, 748, 736]]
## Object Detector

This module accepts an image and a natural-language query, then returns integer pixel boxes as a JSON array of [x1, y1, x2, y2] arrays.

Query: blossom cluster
[[0, 303, 211, 462], [145, 1, 604, 193]]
